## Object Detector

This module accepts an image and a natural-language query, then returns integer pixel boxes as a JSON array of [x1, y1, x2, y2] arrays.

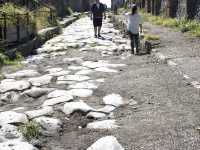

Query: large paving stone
[[103, 94, 124, 107], [0, 80, 31, 93], [0, 124, 23, 142], [68, 82, 98, 89], [0, 141, 37, 150], [57, 75, 90, 82], [63, 101, 94, 115], [4, 70, 40, 79], [87, 112, 107, 119], [23, 87, 53, 98], [75, 69, 94, 75], [0, 111, 28, 125], [34, 117, 63, 135], [46, 68, 63, 74], [25, 106, 54, 119], [28, 75, 53, 86], [66, 89, 93, 97], [47, 90, 70, 98], [87, 120, 119, 129], [68, 66, 88, 71], [87, 136, 124, 150], [95, 67, 118, 73], [42, 95, 73, 106]]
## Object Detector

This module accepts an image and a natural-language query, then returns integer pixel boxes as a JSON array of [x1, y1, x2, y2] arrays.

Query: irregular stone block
[[103, 94, 124, 107], [0, 141, 37, 150], [28, 75, 53, 87], [87, 120, 119, 129]]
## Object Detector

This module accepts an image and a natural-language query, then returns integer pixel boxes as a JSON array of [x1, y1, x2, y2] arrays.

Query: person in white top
[[125, 4, 143, 55]]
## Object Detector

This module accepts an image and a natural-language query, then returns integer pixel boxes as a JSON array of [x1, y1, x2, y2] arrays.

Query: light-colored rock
[[4, 70, 40, 79], [0, 80, 31, 93], [66, 89, 93, 97], [46, 68, 63, 73], [34, 117, 62, 135], [23, 87, 53, 98], [98, 105, 116, 113], [57, 75, 90, 82], [0, 124, 23, 142], [95, 67, 118, 73], [87, 112, 106, 119], [0, 111, 28, 125], [87, 120, 119, 129], [75, 69, 94, 75], [48, 70, 70, 77], [87, 136, 124, 150], [103, 94, 124, 107], [68, 82, 98, 89], [0, 141, 37, 150], [28, 75, 53, 86], [68, 66, 88, 70], [0, 92, 21, 103], [63, 57, 83, 64], [63, 101, 94, 115], [47, 90, 71, 99], [25, 106, 54, 119], [56, 80, 76, 85], [42, 95, 73, 106], [96, 78, 105, 83]]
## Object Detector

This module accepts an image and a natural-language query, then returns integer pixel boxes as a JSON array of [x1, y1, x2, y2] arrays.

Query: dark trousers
[[128, 32, 139, 53]]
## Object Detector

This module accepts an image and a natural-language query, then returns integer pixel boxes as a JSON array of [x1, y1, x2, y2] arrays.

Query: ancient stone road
[[1, 16, 200, 150]]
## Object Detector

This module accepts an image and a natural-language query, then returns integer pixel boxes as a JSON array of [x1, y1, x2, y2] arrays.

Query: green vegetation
[[144, 34, 160, 41], [141, 11, 200, 37], [18, 121, 40, 141], [65, 6, 73, 16]]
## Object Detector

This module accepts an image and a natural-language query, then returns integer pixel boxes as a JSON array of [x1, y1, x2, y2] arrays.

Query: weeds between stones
[[18, 121, 40, 141]]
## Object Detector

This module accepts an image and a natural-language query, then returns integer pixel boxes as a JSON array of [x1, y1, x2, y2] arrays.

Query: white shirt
[[125, 13, 142, 34]]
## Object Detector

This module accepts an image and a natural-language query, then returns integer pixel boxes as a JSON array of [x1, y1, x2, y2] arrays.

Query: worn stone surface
[[0, 141, 38, 150], [23, 87, 53, 98], [103, 94, 124, 107], [0, 111, 28, 125], [87, 120, 119, 129], [42, 95, 73, 106], [87, 136, 124, 150], [4, 70, 40, 79], [25, 106, 54, 119], [28, 75, 53, 87]]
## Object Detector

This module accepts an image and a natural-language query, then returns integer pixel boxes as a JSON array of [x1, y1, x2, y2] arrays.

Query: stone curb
[[8, 13, 82, 58]]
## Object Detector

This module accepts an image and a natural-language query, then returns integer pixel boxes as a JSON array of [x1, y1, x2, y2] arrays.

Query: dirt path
[[0, 16, 200, 150]]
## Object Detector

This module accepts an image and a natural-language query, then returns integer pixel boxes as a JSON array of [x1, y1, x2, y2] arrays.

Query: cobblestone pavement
[[1, 17, 200, 150]]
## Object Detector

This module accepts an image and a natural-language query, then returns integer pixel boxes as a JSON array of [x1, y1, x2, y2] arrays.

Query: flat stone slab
[[34, 117, 63, 135], [23, 87, 53, 98], [57, 75, 90, 82], [42, 95, 73, 106], [4, 70, 40, 79], [0, 124, 23, 142], [87, 112, 107, 119], [47, 90, 71, 99], [0, 80, 31, 93], [87, 120, 119, 129], [95, 67, 118, 73], [0, 111, 28, 125], [25, 106, 54, 119], [46, 68, 63, 73], [82, 61, 126, 69], [63, 57, 83, 64], [87, 136, 124, 150], [97, 105, 116, 113], [0, 141, 37, 150], [63, 101, 94, 115], [28, 75, 53, 86], [66, 89, 93, 98], [68, 82, 98, 89], [103, 94, 124, 107], [75, 69, 94, 75], [48, 70, 71, 77], [68, 66, 88, 70]]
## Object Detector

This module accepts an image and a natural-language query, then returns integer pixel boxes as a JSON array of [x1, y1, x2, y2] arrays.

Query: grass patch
[[141, 11, 200, 37], [18, 121, 40, 141], [144, 34, 160, 41]]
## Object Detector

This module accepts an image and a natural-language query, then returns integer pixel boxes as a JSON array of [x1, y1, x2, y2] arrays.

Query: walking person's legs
[[134, 34, 140, 54], [128, 31, 135, 54], [93, 19, 98, 37]]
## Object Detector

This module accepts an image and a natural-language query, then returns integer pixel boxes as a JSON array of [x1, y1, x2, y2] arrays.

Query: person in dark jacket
[[91, 0, 106, 38]]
